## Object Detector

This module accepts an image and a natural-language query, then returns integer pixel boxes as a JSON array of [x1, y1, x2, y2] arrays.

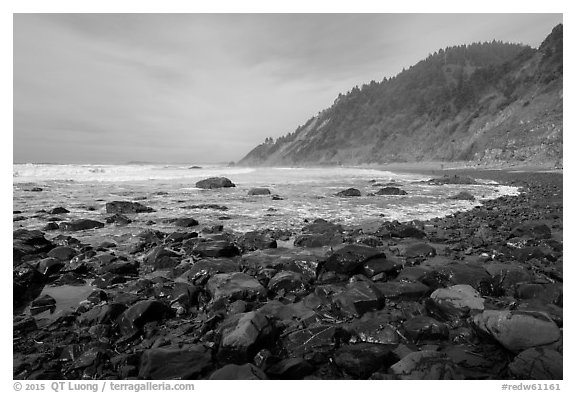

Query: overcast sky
[[13, 13, 562, 164]]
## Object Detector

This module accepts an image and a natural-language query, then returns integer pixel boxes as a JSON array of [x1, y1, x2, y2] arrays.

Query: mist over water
[[13, 164, 519, 245]]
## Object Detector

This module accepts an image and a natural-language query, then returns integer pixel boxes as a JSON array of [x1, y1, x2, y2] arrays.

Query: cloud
[[13, 13, 562, 164]]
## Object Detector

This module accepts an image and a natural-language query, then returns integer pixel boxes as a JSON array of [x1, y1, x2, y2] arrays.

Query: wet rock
[[14, 265, 45, 308], [389, 350, 461, 379], [184, 204, 229, 211], [195, 177, 236, 189], [472, 310, 561, 352], [100, 260, 139, 275], [59, 219, 105, 231], [105, 201, 155, 214], [515, 283, 562, 305], [143, 246, 180, 270], [294, 233, 341, 248], [93, 273, 126, 289], [118, 300, 172, 336], [268, 271, 306, 295], [37, 257, 64, 276], [335, 343, 398, 378], [248, 188, 271, 196], [509, 222, 552, 240], [13, 229, 54, 264], [48, 207, 70, 214], [336, 188, 361, 197], [374, 281, 430, 301], [404, 243, 437, 258], [321, 244, 385, 275], [181, 258, 239, 284], [426, 175, 479, 185], [173, 218, 199, 227], [378, 222, 426, 239], [283, 324, 340, 362], [138, 345, 212, 379], [430, 285, 485, 311], [236, 231, 277, 251], [209, 363, 268, 379], [42, 222, 60, 231], [421, 263, 491, 290], [218, 311, 275, 363], [376, 187, 407, 195], [193, 240, 240, 258], [78, 303, 127, 326], [508, 347, 562, 380], [448, 191, 475, 200], [483, 263, 533, 294], [402, 316, 449, 342], [334, 281, 385, 317], [14, 315, 37, 333], [362, 256, 402, 278], [30, 294, 56, 315], [206, 272, 267, 303], [266, 357, 314, 379], [105, 213, 132, 225], [47, 246, 78, 261], [302, 218, 343, 235]]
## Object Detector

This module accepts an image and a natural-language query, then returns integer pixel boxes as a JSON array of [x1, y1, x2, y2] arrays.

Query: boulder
[[268, 271, 306, 295], [336, 188, 361, 197], [105, 201, 154, 214], [206, 272, 267, 303], [404, 243, 437, 258], [195, 177, 236, 189], [376, 187, 407, 195], [59, 219, 105, 231], [248, 188, 271, 196], [30, 294, 56, 315], [362, 257, 402, 278], [374, 281, 430, 301], [265, 357, 315, 379], [389, 351, 461, 379], [46, 246, 78, 261], [105, 213, 132, 225], [218, 311, 275, 363], [209, 363, 268, 380], [236, 231, 277, 251], [448, 191, 475, 201], [508, 347, 563, 380], [472, 310, 561, 352], [321, 244, 385, 275], [334, 343, 398, 378], [78, 303, 127, 326], [402, 316, 449, 342], [294, 233, 342, 248], [509, 222, 552, 240], [421, 263, 491, 290], [430, 284, 485, 311], [143, 246, 180, 270], [302, 218, 343, 235], [48, 207, 70, 214], [138, 346, 212, 379], [173, 218, 199, 227], [193, 240, 240, 258], [181, 258, 239, 283], [13, 229, 54, 264], [334, 281, 385, 317], [283, 324, 339, 362], [426, 175, 479, 185], [13, 265, 46, 308], [118, 300, 172, 336]]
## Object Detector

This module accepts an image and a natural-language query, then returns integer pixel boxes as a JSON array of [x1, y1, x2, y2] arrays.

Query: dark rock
[[335, 343, 398, 378], [206, 272, 267, 303], [268, 271, 306, 295], [336, 188, 361, 197], [218, 311, 275, 363], [426, 175, 479, 185], [374, 281, 430, 301], [302, 218, 343, 235], [105, 201, 154, 214], [483, 263, 533, 294], [93, 273, 126, 289], [472, 310, 561, 352], [181, 258, 239, 284], [321, 244, 385, 275], [100, 260, 139, 275], [389, 350, 461, 379], [193, 240, 240, 258], [14, 265, 45, 308], [47, 246, 78, 261], [138, 345, 212, 379], [13, 229, 54, 264], [37, 257, 64, 276], [14, 315, 37, 333], [508, 347, 563, 380], [509, 222, 552, 240], [237, 231, 277, 251], [343, 311, 401, 345], [430, 284, 485, 312], [421, 263, 491, 290], [105, 214, 132, 225], [143, 246, 180, 270], [266, 357, 314, 379], [283, 324, 340, 362], [48, 207, 70, 214], [376, 187, 407, 195], [362, 256, 402, 278], [334, 281, 385, 317], [404, 243, 437, 258], [118, 300, 172, 336], [59, 219, 105, 231], [183, 204, 229, 211], [294, 233, 342, 248], [209, 363, 268, 380], [515, 283, 562, 305], [402, 316, 449, 342], [30, 294, 56, 315], [42, 222, 59, 231], [195, 177, 236, 189], [248, 187, 271, 196], [165, 231, 198, 243], [78, 303, 127, 326], [173, 218, 199, 227], [448, 191, 475, 201]]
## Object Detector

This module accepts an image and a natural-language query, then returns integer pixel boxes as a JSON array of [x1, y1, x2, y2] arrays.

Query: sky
[[13, 13, 563, 164]]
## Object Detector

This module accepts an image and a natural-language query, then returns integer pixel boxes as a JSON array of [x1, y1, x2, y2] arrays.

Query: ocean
[[13, 164, 519, 245]]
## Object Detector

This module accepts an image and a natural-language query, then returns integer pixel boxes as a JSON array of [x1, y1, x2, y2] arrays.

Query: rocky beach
[[13, 168, 563, 380]]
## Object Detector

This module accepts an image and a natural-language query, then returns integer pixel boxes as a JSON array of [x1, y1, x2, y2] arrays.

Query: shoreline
[[13, 168, 562, 380]]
